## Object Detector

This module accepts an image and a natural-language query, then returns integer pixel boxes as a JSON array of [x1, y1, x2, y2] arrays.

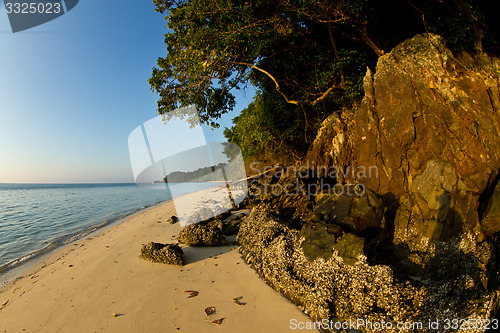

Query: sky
[[0, 0, 255, 183]]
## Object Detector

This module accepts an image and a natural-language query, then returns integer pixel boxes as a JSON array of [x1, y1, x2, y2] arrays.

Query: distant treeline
[[164, 163, 228, 183]]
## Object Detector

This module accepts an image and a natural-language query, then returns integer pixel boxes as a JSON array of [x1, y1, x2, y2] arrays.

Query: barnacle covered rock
[[140, 242, 184, 265]]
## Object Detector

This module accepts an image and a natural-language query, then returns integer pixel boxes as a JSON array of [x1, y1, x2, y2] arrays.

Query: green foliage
[[149, 0, 382, 124], [151, 0, 498, 160], [223, 95, 274, 160]]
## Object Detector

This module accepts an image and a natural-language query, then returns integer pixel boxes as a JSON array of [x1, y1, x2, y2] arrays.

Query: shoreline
[[0, 198, 315, 332], [0, 198, 169, 287], [0, 181, 241, 284]]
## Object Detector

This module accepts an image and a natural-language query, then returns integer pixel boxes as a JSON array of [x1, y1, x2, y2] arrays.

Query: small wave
[[3, 205, 20, 212], [0, 242, 58, 274]]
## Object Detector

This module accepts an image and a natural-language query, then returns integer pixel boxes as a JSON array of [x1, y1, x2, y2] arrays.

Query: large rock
[[305, 113, 349, 174], [235, 34, 500, 330], [333, 233, 365, 266], [393, 160, 464, 253], [299, 223, 339, 261], [308, 33, 500, 252], [140, 242, 184, 265], [237, 204, 494, 329], [178, 222, 228, 247], [309, 189, 384, 235]]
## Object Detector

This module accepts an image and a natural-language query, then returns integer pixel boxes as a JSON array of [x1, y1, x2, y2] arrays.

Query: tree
[[149, 0, 380, 125], [150, 0, 496, 135]]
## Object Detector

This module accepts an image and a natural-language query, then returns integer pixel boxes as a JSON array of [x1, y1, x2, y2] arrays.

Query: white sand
[[0, 200, 315, 332]]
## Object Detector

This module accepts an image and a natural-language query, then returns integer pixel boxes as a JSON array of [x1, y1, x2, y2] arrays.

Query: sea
[[0, 182, 219, 281]]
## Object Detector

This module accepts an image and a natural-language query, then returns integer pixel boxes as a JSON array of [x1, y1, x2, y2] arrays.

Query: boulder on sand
[[178, 222, 228, 247], [140, 242, 184, 265]]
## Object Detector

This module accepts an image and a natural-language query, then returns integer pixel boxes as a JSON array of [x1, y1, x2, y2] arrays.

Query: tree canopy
[[150, 0, 498, 158]]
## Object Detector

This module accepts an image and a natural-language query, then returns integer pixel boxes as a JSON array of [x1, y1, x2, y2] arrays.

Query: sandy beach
[[0, 199, 315, 332]]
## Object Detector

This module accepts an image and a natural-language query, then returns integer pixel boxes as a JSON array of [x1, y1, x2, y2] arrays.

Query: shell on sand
[[205, 306, 216, 316], [211, 318, 225, 325]]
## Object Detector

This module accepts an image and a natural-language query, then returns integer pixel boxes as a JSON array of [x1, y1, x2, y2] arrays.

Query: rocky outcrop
[[178, 222, 228, 246], [237, 204, 494, 332], [140, 242, 184, 265], [307, 33, 500, 265], [299, 223, 338, 261], [238, 33, 500, 331], [309, 33, 500, 239]]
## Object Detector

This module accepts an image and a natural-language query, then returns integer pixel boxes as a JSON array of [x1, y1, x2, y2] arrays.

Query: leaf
[[211, 317, 225, 325], [233, 296, 246, 306], [184, 290, 199, 298]]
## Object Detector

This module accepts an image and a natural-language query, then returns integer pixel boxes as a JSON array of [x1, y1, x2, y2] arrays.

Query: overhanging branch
[[231, 61, 343, 106]]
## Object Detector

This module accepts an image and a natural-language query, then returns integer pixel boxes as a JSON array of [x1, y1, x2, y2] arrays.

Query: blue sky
[[0, 0, 254, 183]]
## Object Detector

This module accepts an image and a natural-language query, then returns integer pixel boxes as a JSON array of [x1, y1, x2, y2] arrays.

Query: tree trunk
[[355, 24, 385, 57]]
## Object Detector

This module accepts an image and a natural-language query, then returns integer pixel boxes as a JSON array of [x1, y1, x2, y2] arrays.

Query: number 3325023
[[5, 2, 62, 14]]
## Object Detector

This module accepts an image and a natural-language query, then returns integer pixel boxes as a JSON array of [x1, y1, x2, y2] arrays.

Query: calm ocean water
[[0, 182, 219, 276]]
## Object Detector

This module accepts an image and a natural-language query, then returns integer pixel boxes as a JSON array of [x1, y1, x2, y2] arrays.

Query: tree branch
[[327, 22, 344, 82], [355, 24, 385, 57], [231, 61, 343, 106]]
